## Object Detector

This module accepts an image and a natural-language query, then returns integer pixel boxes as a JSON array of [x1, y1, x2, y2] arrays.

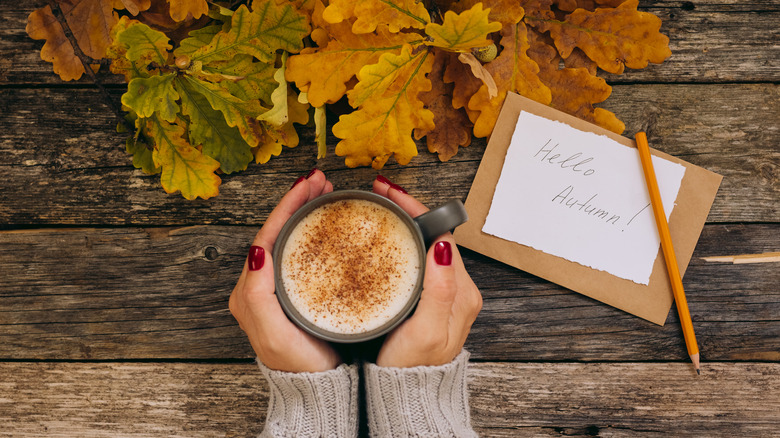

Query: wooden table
[[1, 1, 778, 436]]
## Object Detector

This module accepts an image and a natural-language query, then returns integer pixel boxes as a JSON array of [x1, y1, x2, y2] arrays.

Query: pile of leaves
[[27, 0, 670, 200]]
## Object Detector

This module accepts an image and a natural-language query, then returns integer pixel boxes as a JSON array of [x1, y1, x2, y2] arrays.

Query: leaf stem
[[380, 0, 429, 25], [45, 0, 131, 133]]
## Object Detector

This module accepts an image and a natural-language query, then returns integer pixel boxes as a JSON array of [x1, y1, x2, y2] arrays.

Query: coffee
[[280, 199, 421, 335]]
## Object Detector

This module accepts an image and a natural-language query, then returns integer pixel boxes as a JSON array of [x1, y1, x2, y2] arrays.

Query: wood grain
[[0, 84, 777, 225], [1, 224, 776, 361], [1, 361, 777, 437], [3, 1, 778, 85]]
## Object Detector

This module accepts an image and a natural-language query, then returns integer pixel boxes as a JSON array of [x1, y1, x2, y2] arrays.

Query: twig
[[45, 0, 131, 132]]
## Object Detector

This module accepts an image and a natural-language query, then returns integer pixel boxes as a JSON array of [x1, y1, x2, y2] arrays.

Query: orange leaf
[[451, 0, 525, 25], [414, 52, 472, 162], [332, 46, 434, 168], [531, 0, 671, 74], [168, 0, 208, 22], [26, 6, 84, 81], [117, 0, 151, 15], [323, 0, 430, 34], [527, 28, 624, 133], [468, 22, 551, 138]]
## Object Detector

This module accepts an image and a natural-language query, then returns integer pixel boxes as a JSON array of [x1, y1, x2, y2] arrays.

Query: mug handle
[[413, 199, 469, 245]]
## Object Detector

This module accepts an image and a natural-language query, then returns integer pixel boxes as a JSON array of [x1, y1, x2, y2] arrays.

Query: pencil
[[635, 132, 701, 375]]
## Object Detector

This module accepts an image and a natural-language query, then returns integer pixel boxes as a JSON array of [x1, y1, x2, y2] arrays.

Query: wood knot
[[204, 246, 219, 261]]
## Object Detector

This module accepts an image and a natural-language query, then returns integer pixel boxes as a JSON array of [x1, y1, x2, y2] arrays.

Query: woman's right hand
[[372, 177, 483, 368]]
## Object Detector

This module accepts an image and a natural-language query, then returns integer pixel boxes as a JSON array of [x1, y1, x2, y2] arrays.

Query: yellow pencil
[[635, 132, 701, 375]]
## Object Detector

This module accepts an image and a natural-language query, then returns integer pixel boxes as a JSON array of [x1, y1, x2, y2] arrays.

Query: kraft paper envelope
[[454, 92, 722, 325]]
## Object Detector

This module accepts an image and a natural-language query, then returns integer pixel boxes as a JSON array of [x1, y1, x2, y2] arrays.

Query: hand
[[229, 169, 341, 373], [372, 177, 483, 368]]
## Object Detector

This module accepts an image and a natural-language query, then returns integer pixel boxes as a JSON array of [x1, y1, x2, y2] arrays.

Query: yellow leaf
[[333, 46, 434, 168], [323, 0, 430, 34], [254, 89, 309, 163], [121, 73, 180, 122], [114, 20, 171, 65], [168, 0, 208, 21], [147, 116, 221, 200], [257, 54, 290, 127], [314, 105, 327, 159], [451, 0, 525, 25], [468, 22, 551, 138], [457, 52, 497, 99], [531, 0, 671, 74], [286, 24, 421, 107], [425, 3, 501, 52]]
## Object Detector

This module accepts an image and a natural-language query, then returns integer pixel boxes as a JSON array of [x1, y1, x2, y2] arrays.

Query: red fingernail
[[434, 241, 452, 266], [248, 246, 265, 271], [306, 167, 319, 179], [391, 183, 407, 194], [376, 174, 393, 186], [291, 175, 306, 189]]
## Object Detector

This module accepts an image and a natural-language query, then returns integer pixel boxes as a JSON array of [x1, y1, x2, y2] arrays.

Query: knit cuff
[[258, 361, 359, 438], [363, 350, 477, 437]]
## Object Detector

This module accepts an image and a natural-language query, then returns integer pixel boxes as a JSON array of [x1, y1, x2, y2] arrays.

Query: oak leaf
[[532, 0, 671, 74], [425, 3, 501, 52], [175, 76, 254, 174], [257, 55, 291, 127], [118, 0, 151, 16], [26, 5, 84, 81], [468, 22, 552, 137], [168, 0, 208, 21], [451, 0, 525, 25], [190, 2, 309, 64], [333, 45, 434, 168], [414, 52, 472, 161], [148, 115, 221, 200], [114, 19, 172, 65], [323, 0, 430, 34], [254, 89, 310, 163], [122, 73, 180, 122]]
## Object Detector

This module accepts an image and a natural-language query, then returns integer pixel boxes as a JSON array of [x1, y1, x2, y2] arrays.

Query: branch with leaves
[[27, 0, 670, 200]]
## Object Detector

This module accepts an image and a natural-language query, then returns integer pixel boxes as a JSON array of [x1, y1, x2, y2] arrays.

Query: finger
[[306, 169, 327, 200], [323, 180, 333, 194], [373, 176, 430, 217], [411, 237, 457, 329]]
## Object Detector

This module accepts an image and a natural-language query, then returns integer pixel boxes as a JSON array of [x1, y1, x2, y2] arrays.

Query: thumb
[[413, 239, 457, 328]]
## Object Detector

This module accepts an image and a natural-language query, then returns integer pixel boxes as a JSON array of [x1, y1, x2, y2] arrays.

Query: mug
[[272, 190, 468, 343]]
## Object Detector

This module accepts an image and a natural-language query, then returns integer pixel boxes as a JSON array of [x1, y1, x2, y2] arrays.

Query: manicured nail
[[391, 183, 407, 194], [248, 246, 265, 271], [291, 175, 306, 189], [306, 167, 319, 179], [375, 174, 393, 186], [433, 241, 452, 266]]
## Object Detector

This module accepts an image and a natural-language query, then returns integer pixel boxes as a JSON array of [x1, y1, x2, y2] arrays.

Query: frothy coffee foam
[[280, 199, 421, 334]]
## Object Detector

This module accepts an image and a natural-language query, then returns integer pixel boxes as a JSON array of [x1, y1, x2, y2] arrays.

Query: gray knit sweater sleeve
[[363, 350, 478, 437], [257, 360, 359, 438]]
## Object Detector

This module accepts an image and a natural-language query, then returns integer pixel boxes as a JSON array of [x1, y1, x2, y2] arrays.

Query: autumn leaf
[[257, 55, 291, 127], [254, 89, 310, 163], [122, 73, 181, 122], [468, 22, 552, 138], [425, 3, 501, 52], [147, 115, 222, 200], [529, 0, 671, 74], [323, 0, 430, 34], [26, 5, 84, 81], [118, 0, 151, 16], [527, 28, 623, 133], [114, 20, 172, 65], [333, 45, 434, 168], [190, 2, 309, 64], [415, 52, 472, 161], [175, 76, 254, 174], [457, 52, 497, 98], [451, 0, 525, 25], [205, 55, 278, 105], [169, 0, 209, 21], [287, 26, 421, 107]]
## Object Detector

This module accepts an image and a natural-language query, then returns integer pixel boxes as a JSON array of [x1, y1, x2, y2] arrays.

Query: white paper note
[[483, 111, 686, 285]]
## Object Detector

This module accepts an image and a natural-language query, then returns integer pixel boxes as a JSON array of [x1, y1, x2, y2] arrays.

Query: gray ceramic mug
[[272, 190, 468, 343]]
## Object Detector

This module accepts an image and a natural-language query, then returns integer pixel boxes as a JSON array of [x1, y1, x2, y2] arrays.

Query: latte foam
[[280, 199, 421, 334]]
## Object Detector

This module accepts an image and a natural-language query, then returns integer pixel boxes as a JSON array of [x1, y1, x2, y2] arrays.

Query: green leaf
[[257, 53, 289, 127], [174, 24, 222, 59], [179, 75, 263, 147], [191, 2, 309, 64], [175, 77, 253, 174], [203, 55, 276, 104], [115, 21, 171, 65], [147, 115, 222, 200], [121, 73, 180, 122], [126, 135, 161, 175]]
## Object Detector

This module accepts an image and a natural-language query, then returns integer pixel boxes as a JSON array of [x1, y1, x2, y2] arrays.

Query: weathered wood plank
[[0, 224, 777, 361], [0, 84, 777, 225], [2, 1, 778, 85], [0, 361, 777, 437]]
